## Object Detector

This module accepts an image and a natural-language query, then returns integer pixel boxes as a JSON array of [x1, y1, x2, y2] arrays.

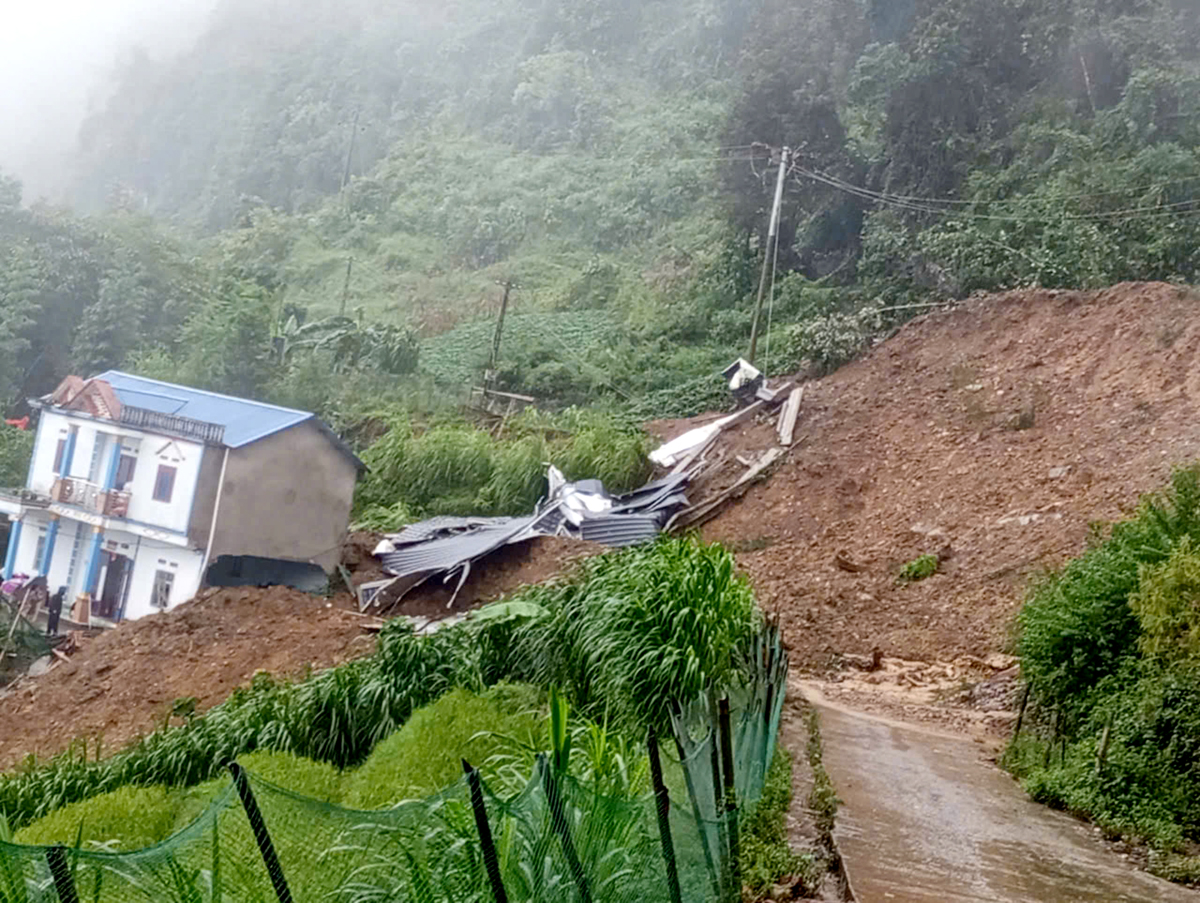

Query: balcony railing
[[51, 479, 132, 518]]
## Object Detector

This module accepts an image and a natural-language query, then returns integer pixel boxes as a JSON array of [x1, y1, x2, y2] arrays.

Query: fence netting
[[0, 600, 51, 689], [0, 627, 787, 903]]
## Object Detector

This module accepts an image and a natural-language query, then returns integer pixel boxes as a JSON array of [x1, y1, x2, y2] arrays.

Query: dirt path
[[806, 687, 1193, 903]]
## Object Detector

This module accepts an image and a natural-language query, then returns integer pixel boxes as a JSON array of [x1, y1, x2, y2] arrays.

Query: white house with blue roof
[[0, 373, 362, 624]]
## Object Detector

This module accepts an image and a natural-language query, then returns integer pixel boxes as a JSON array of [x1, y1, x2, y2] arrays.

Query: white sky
[[0, 0, 218, 201]]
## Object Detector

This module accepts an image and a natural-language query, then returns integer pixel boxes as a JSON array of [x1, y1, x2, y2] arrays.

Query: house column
[[102, 439, 122, 490], [39, 516, 59, 576], [60, 427, 79, 477], [83, 527, 105, 596], [3, 517, 22, 580]]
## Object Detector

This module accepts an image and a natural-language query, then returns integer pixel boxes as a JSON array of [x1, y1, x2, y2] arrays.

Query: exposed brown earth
[[0, 535, 597, 769], [687, 282, 1200, 671], [4, 281, 1200, 770]]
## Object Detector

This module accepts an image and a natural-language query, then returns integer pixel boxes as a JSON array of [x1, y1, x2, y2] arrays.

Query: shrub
[[1010, 465, 1200, 865], [1130, 535, 1200, 666], [739, 749, 821, 898], [13, 785, 176, 849], [343, 685, 543, 809], [897, 554, 939, 583], [1019, 466, 1200, 713]]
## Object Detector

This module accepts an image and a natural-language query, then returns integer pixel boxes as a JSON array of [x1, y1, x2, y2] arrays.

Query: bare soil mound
[[687, 282, 1200, 669], [0, 535, 597, 770]]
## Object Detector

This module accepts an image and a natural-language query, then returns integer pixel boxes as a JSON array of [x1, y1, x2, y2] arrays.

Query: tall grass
[[352, 406, 651, 528], [509, 537, 761, 733], [0, 538, 758, 831]]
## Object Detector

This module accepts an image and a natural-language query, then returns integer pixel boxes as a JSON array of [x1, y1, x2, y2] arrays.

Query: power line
[[795, 166, 1200, 223], [799, 166, 1200, 207]]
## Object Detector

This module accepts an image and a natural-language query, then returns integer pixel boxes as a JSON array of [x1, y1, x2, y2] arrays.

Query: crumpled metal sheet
[[385, 515, 518, 547], [370, 468, 695, 609]]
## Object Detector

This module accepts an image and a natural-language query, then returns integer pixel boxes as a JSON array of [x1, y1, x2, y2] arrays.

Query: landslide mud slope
[[699, 282, 1200, 669]]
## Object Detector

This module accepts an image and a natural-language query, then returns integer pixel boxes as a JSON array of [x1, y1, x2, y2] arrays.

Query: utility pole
[[748, 146, 790, 366], [338, 109, 360, 320], [487, 279, 518, 389], [339, 257, 353, 317], [340, 108, 361, 196]]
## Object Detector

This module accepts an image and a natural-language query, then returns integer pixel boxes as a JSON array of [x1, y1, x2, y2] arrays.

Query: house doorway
[[93, 552, 133, 621]]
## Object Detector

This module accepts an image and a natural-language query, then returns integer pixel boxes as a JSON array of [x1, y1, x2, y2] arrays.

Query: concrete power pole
[[748, 146, 790, 366], [486, 279, 518, 389]]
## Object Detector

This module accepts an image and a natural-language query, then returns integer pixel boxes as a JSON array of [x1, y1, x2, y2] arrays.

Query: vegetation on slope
[[4, 1, 1200, 436], [1010, 465, 1200, 880], [0, 538, 759, 829]]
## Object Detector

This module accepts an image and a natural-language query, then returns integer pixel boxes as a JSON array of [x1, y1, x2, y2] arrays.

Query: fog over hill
[[0, 0, 217, 202]]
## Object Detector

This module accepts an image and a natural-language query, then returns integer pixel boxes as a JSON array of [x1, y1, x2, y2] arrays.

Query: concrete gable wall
[[206, 420, 358, 571]]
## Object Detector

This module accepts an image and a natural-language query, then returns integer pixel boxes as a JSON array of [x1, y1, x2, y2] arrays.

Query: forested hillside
[[3, 0, 1200, 454]]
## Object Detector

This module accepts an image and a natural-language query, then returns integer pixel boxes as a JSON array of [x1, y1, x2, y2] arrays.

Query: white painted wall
[[27, 411, 70, 495], [122, 540, 204, 621], [28, 411, 204, 538], [121, 434, 203, 536], [10, 512, 204, 621]]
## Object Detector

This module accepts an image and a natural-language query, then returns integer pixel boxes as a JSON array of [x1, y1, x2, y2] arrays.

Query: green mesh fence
[[0, 627, 787, 903], [0, 599, 51, 689]]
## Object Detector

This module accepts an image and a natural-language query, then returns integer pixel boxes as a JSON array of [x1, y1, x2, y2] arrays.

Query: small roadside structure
[[0, 373, 363, 625]]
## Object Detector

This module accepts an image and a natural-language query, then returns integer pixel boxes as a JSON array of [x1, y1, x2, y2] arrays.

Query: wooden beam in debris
[[776, 386, 804, 447], [668, 447, 785, 531], [722, 381, 794, 432]]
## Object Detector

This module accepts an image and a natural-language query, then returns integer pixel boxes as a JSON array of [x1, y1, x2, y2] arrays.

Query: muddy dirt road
[[809, 692, 1193, 902]]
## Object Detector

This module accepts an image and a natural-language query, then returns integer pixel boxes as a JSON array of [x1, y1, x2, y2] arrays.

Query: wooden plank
[[776, 386, 804, 446], [721, 381, 794, 432], [669, 447, 785, 531]]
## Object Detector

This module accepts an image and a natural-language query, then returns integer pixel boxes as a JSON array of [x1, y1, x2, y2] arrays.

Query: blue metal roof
[[93, 371, 315, 449]]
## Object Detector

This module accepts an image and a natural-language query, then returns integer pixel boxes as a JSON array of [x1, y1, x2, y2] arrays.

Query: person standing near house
[[46, 585, 64, 636]]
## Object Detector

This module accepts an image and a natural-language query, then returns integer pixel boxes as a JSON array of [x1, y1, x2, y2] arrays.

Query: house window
[[153, 465, 177, 503], [33, 532, 47, 570], [115, 454, 137, 488], [52, 439, 67, 475], [152, 569, 174, 610]]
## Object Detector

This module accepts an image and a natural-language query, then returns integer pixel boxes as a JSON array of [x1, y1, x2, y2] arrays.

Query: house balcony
[[50, 479, 132, 518]]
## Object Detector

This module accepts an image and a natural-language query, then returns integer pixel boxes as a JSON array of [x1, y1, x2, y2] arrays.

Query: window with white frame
[[151, 569, 174, 610]]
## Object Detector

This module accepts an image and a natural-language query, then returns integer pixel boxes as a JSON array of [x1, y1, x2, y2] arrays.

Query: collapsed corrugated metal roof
[[365, 466, 693, 611]]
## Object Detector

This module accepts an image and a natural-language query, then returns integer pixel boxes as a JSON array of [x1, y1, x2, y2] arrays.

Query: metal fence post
[[463, 760, 510, 903], [538, 753, 594, 903], [228, 763, 294, 903], [718, 697, 741, 902], [45, 846, 79, 903], [647, 730, 684, 903]]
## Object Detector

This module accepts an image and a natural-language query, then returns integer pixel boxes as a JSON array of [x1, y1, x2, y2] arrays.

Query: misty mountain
[[2, 0, 1200, 426]]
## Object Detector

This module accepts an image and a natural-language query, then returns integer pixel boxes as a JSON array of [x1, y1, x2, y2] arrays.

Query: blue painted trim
[[83, 529, 105, 596], [60, 428, 78, 478], [40, 518, 59, 576], [102, 438, 122, 491], [4, 519, 23, 580]]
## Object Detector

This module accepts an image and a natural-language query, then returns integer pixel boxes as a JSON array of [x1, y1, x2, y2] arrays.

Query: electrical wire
[[797, 166, 1200, 206], [796, 166, 1200, 223]]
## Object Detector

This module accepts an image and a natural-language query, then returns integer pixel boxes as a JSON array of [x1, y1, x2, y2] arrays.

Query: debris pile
[[363, 364, 807, 613], [361, 466, 691, 611]]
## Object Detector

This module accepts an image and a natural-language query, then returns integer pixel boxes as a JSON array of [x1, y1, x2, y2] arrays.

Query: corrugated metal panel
[[646, 492, 690, 512], [379, 518, 537, 577], [578, 514, 664, 547], [387, 516, 517, 547]]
